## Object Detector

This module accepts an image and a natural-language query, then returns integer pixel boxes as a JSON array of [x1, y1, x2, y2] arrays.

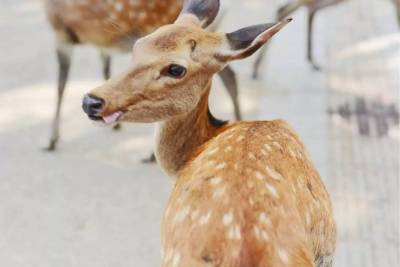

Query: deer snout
[[82, 94, 105, 118]]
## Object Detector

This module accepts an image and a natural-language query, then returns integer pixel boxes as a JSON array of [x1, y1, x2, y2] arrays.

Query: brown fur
[[84, 4, 336, 266], [45, 0, 183, 49]]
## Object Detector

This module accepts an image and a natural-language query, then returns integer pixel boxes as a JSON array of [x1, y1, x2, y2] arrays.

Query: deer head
[[82, 0, 291, 124]]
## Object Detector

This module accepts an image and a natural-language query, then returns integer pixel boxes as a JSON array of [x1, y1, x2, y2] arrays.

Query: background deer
[[253, 0, 400, 77], [82, 0, 336, 266], [44, 0, 240, 152], [252, 0, 348, 77]]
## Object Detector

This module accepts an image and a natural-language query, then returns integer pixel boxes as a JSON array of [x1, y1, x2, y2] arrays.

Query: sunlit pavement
[[0, 0, 398, 266]]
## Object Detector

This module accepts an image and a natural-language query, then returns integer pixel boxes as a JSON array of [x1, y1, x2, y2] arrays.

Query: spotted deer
[[44, 0, 240, 152], [82, 0, 336, 266], [253, 0, 400, 77]]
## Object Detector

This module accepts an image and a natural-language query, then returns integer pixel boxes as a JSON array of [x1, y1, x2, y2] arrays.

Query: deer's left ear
[[217, 19, 292, 61]]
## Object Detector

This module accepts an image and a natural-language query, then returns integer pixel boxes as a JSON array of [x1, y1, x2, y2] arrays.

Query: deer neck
[[154, 81, 227, 178]]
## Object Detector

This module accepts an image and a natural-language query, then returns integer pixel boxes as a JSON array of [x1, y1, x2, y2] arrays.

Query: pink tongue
[[103, 112, 123, 125]]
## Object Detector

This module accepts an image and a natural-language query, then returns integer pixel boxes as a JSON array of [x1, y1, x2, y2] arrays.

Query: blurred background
[[0, 0, 399, 266]]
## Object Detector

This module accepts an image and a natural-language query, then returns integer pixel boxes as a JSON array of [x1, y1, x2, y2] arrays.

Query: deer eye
[[163, 64, 187, 78]]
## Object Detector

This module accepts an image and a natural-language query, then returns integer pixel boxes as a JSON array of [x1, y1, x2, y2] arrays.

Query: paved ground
[[0, 0, 399, 266]]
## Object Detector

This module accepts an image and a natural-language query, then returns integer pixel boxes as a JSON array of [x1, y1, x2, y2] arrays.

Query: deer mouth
[[88, 111, 124, 125]]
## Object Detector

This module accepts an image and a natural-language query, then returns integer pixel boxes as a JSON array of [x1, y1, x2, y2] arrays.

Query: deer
[[82, 0, 336, 266], [44, 0, 240, 153], [252, 0, 400, 78], [252, 0, 348, 78]]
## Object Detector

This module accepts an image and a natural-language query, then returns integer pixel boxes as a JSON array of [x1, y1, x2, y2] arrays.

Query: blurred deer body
[[44, 0, 240, 151], [82, 0, 336, 266], [45, 0, 181, 50]]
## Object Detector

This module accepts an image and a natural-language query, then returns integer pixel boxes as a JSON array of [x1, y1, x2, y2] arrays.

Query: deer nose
[[82, 94, 105, 116]]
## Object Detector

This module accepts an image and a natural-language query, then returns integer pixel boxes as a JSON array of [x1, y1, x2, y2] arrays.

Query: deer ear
[[218, 19, 292, 61], [176, 0, 220, 28]]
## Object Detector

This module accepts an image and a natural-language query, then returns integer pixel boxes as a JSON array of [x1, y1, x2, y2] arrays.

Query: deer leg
[[45, 45, 72, 151], [141, 153, 157, 164], [100, 51, 121, 131], [396, 0, 400, 27], [101, 51, 111, 80], [252, 45, 268, 80], [218, 65, 242, 121], [252, 0, 295, 80], [307, 8, 321, 71]]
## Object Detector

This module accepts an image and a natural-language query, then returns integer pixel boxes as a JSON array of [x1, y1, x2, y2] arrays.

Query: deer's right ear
[[176, 0, 220, 28], [217, 19, 292, 61]]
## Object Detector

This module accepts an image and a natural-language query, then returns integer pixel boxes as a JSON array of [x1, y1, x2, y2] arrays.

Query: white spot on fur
[[264, 144, 272, 151], [114, 2, 123, 11], [234, 225, 241, 240], [213, 186, 226, 198], [225, 146, 233, 152], [259, 212, 270, 225], [297, 151, 303, 159], [248, 153, 256, 160], [138, 11, 147, 21], [273, 142, 282, 149], [265, 166, 283, 180], [277, 248, 289, 264], [207, 147, 219, 156], [261, 230, 270, 241], [205, 160, 216, 168], [234, 163, 239, 170], [174, 206, 190, 224], [255, 171, 265, 180], [199, 211, 212, 225], [266, 183, 279, 198], [228, 225, 241, 240], [314, 199, 321, 209], [289, 148, 296, 158], [164, 249, 173, 264], [267, 135, 273, 140], [172, 252, 181, 267], [249, 197, 255, 206], [305, 212, 311, 227], [215, 163, 226, 170], [210, 177, 222, 186], [261, 149, 268, 156], [225, 134, 234, 140], [161, 247, 165, 259], [191, 209, 200, 221], [223, 211, 234, 226]]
